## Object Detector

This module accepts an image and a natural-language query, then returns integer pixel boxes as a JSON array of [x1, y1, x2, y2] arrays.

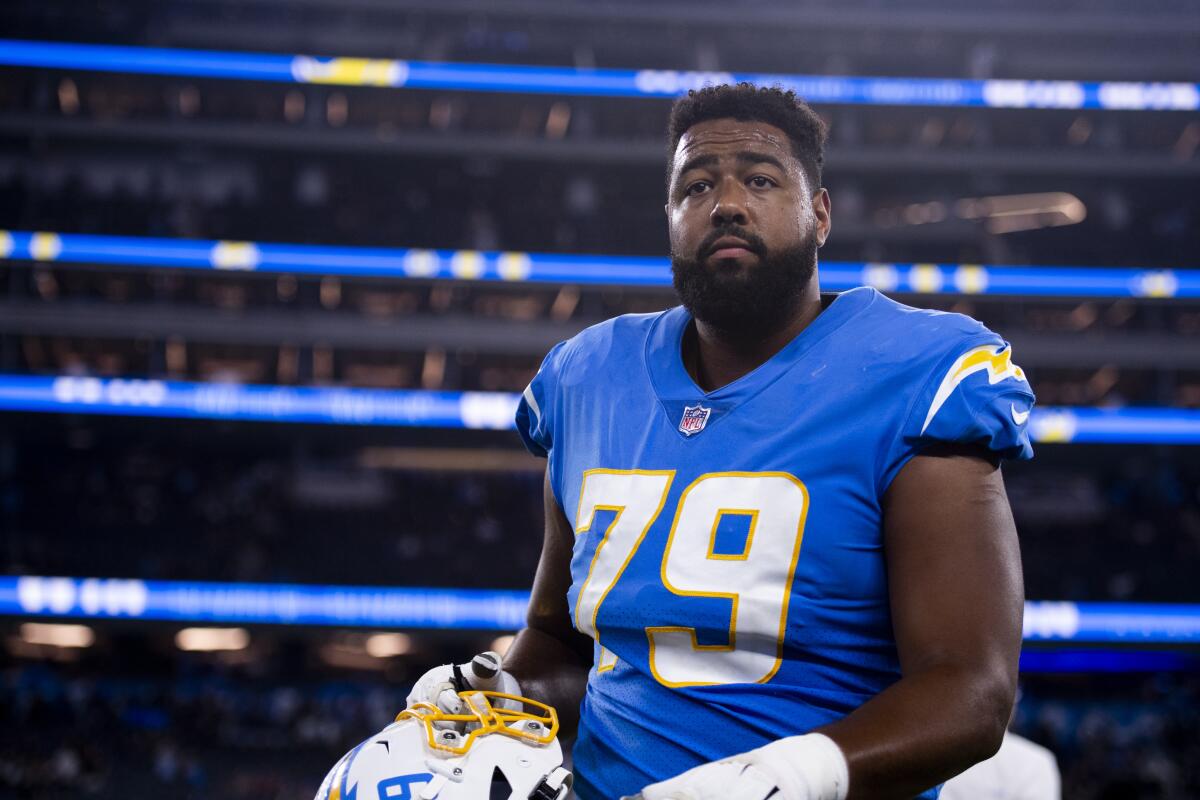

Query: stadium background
[[1, 0, 1198, 797]]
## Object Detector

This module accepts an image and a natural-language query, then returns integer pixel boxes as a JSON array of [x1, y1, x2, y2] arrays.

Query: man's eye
[[685, 182, 710, 196], [749, 176, 775, 188]]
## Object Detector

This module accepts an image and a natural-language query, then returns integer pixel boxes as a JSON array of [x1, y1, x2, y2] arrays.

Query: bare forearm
[[504, 625, 590, 737], [819, 664, 1013, 799], [832, 449, 1023, 798], [506, 473, 593, 736]]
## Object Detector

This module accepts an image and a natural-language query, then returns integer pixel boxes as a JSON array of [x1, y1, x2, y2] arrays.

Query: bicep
[[525, 471, 593, 663], [884, 444, 1023, 689]]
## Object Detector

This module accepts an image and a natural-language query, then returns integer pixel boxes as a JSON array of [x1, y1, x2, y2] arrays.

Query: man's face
[[666, 118, 830, 338]]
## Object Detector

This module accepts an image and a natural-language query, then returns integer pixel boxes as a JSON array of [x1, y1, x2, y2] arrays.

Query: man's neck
[[684, 285, 825, 393]]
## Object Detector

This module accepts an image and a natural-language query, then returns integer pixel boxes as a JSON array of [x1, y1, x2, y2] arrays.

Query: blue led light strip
[[0, 575, 528, 629], [1028, 408, 1200, 445], [1018, 650, 1200, 673], [3, 230, 1198, 298], [1023, 601, 1200, 644], [2, 576, 1199, 643], [1, 374, 1199, 444], [0, 39, 1197, 110], [0, 374, 521, 430]]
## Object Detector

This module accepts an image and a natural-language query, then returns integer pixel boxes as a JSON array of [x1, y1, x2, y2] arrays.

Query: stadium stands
[[2, 0, 1197, 797]]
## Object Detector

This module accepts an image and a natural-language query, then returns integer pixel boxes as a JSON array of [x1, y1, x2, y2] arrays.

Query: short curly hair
[[667, 83, 828, 191]]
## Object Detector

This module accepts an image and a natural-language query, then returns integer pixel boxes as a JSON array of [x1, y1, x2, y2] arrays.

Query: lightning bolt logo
[[922, 344, 1028, 434]]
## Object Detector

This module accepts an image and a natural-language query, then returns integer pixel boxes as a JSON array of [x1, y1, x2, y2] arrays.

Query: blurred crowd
[[1012, 454, 1200, 603], [5, 256, 1200, 406], [0, 92, 1195, 267], [3, 416, 1198, 603], [1, 2, 1197, 798], [1020, 674, 1200, 799], [1, 656, 1196, 800], [0, 658, 401, 799], [1, 422, 546, 589]]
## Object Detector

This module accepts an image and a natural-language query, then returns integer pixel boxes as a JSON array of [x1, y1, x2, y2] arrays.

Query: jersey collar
[[643, 286, 878, 437]]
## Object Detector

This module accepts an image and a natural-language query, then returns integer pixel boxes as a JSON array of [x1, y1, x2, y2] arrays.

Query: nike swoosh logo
[[1011, 404, 1030, 425]]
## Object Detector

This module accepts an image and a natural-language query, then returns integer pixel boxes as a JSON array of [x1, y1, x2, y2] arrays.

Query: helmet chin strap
[[451, 662, 470, 693], [529, 767, 573, 800]]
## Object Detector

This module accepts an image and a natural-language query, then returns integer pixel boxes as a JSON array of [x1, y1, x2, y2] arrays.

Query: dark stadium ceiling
[[2, 0, 1197, 84], [162, 0, 1200, 34], [9, 0, 1200, 40]]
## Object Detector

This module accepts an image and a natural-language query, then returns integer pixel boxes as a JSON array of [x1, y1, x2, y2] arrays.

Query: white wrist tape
[[742, 733, 849, 800]]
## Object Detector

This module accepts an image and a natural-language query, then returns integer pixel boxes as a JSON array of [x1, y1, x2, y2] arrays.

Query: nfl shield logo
[[679, 404, 712, 436]]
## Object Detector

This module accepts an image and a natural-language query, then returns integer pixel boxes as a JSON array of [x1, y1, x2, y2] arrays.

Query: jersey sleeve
[[514, 340, 568, 458], [884, 337, 1036, 489]]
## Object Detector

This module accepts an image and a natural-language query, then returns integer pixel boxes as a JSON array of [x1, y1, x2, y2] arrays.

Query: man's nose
[[709, 180, 749, 227]]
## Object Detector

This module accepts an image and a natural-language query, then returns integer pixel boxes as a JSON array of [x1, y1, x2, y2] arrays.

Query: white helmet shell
[[315, 691, 572, 800]]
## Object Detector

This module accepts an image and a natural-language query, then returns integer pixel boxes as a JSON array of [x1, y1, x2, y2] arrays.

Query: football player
[[940, 730, 1060, 800], [412, 84, 1034, 800]]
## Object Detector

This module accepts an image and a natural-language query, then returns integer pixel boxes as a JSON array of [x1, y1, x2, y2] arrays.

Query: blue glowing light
[[4, 576, 1200, 645], [3, 230, 1198, 298], [2, 374, 1199, 443], [1, 40, 1196, 110]]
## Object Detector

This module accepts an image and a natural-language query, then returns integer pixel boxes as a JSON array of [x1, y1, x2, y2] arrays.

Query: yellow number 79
[[572, 469, 809, 688]]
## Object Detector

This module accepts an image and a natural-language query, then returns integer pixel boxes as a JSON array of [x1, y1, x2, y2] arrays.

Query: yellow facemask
[[397, 690, 559, 756]]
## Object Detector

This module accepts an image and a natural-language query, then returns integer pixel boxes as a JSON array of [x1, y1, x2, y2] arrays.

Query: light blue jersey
[[515, 287, 1034, 800]]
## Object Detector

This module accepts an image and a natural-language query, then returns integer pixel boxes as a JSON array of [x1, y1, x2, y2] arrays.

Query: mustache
[[696, 225, 767, 260]]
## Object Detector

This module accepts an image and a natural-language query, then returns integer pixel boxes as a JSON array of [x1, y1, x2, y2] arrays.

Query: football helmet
[[315, 690, 573, 800]]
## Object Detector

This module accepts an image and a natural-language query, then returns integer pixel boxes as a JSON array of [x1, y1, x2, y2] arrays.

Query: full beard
[[670, 227, 818, 342]]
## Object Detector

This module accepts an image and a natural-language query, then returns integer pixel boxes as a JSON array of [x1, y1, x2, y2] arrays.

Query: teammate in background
[[941, 694, 1061, 800], [940, 732, 1060, 800], [409, 84, 1036, 799]]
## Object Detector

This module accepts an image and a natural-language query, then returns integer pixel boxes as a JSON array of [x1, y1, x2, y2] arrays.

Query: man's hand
[[405, 650, 522, 713], [628, 761, 776, 800], [623, 734, 849, 800]]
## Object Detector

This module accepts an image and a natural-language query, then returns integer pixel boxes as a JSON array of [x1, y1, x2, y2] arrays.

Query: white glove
[[626, 733, 849, 800], [634, 761, 778, 800], [405, 650, 523, 713]]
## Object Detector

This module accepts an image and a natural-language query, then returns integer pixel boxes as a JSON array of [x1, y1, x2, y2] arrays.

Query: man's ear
[[812, 187, 832, 248]]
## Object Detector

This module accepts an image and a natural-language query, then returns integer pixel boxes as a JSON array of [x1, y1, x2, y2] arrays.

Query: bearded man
[[414, 83, 1036, 800]]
